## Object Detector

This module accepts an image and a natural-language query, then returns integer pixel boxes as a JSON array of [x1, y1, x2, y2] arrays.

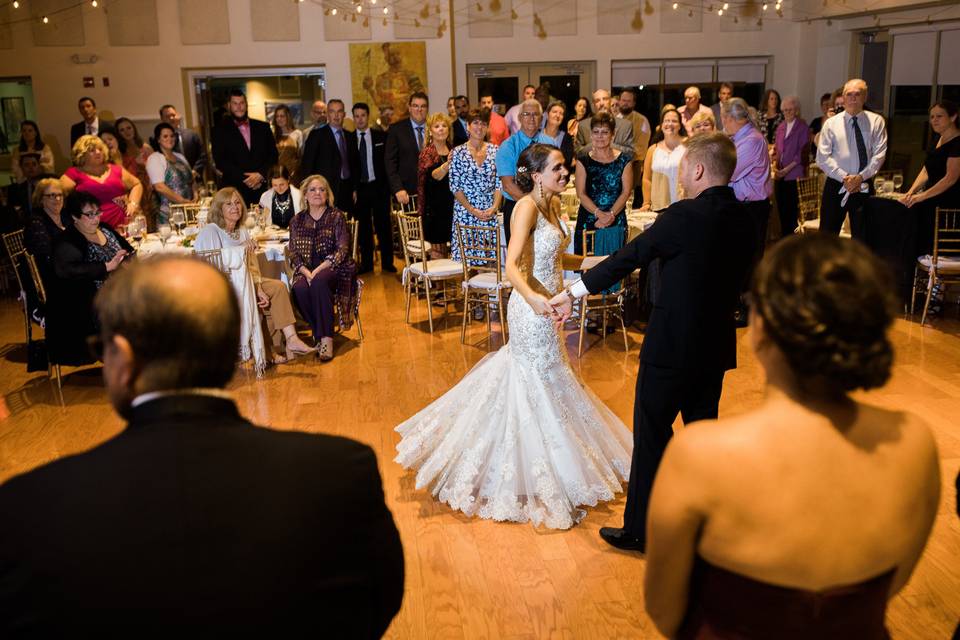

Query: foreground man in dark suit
[[0, 256, 404, 637], [550, 132, 757, 552]]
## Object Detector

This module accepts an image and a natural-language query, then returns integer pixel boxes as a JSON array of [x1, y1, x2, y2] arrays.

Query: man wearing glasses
[[496, 99, 545, 242], [385, 92, 429, 207], [574, 89, 634, 156]]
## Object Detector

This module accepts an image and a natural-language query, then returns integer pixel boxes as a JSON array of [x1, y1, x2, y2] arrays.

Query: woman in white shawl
[[195, 187, 314, 370]]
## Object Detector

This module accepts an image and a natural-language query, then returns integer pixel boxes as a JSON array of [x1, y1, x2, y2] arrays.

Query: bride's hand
[[527, 293, 557, 317]]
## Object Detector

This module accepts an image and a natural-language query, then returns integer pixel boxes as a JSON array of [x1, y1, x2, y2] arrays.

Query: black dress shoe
[[382, 263, 398, 273], [599, 527, 646, 552]]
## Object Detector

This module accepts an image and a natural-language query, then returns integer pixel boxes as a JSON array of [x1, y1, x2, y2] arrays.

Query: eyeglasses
[[80, 209, 102, 218], [591, 129, 612, 136], [520, 112, 540, 118]]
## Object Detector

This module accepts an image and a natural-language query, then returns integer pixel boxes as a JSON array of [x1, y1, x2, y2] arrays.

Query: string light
[[331, 8, 337, 15], [718, 8, 724, 15], [356, 4, 362, 12], [91, 0, 98, 7], [383, 6, 389, 13], [672, 2, 678, 9], [42, 16, 49, 23], [13, 0, 19, 7], [762, 3, 767, 10], [722, 2, 729, 9]]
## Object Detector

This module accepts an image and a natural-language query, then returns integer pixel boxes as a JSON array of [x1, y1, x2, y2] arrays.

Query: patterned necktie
[[86, 123, 93, 135], [415, 126, 424, 151], [851, 116, 868, 173], [336, 129, 350, 180], [359, 131, 369, 183]]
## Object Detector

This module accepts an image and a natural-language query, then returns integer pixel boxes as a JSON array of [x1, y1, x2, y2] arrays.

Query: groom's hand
[[548, 292, 574, 322]]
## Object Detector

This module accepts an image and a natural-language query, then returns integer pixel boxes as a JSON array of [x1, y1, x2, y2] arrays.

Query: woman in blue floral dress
[[449, 108, 502, 264]]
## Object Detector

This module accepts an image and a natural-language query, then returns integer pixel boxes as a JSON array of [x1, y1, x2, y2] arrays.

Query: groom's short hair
[[682, 132, 738, 184]]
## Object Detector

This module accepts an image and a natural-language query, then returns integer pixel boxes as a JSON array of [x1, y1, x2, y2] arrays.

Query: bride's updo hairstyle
[[515, 143, 560, 193], [751, 233, 896, 394]]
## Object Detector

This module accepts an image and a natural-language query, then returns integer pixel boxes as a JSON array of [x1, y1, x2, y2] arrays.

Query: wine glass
[[158, 224, 172, 249], [893, 173, 904, 192], [171, 209, 186, 236]]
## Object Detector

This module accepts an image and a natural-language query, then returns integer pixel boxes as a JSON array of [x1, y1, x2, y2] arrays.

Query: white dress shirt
[[356, 128, 376, 181], [816, 110, 887, 183], [86, 117, 101, 137]]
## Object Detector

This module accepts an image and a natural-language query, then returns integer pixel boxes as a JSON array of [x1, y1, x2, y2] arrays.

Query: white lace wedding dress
[[395, 200, 633, 529]]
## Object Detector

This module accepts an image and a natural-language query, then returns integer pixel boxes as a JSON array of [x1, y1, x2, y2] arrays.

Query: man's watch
[[565, 288, 576, 304]]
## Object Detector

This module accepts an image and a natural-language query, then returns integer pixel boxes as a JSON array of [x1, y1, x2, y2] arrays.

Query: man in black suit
[[384, 92, 429, 207], [156, 104, 208, 181], [550, 133, 757, 552], [452, 95, 470, 146], [299, 98, 358, 215], [0, 256, 405, 637], [5, 153, 53, 220], [211, 89, 278, 205], [352, 102, 395, 274], [70, 96, 113, 147]]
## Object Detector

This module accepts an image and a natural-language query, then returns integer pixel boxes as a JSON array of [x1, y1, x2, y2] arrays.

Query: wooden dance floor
[[1, 269, 958, 639]]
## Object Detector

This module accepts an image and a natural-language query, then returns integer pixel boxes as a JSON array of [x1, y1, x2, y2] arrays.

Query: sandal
[[285, 340, 316, 362], [317, 339, 334, 362]]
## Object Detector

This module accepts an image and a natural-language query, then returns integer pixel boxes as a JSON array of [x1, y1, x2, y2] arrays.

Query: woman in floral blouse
[[448, 107, 502, 264]]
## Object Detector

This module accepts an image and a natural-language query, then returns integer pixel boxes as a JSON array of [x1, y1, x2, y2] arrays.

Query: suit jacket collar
[[696, 185, 737, 201], [127, 393, 243, 430]]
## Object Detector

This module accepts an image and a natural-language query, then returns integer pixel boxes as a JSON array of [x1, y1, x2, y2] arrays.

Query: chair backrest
[[347, 218, 359, 263], [24, 252, 46, 305], [393, 194, 418, 214], [797, 175, 820, 222], [397, 212, 429, 269], [581, 228, 600, 256], [2, 230, 27, 293], [455, 222, 503, 281], [194, 248, 225, 273], [560, 192, 580, 218], [933, 208, 960, 265]]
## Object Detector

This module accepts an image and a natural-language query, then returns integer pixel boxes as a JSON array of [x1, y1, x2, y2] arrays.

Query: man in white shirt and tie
[[70, 97, 113, 146], [816, 78, 888, 236], [352, 102, 395, 273]]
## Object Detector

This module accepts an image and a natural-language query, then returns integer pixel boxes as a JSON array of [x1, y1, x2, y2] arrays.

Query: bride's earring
[[536, 179, 543, 201]]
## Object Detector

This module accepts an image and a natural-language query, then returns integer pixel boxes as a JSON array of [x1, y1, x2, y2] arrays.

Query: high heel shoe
[[285, 340, 316, 362], [317, 339, 334, 362]]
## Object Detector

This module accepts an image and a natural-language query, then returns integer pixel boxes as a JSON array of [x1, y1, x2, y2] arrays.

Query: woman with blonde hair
[[61, 134, 142, 229], [271, 104, 303, 177], [688, 110, 716, 136], [288, 175, 358, 361], [416, 112, 454, 258], [195, 187, 314, 368]]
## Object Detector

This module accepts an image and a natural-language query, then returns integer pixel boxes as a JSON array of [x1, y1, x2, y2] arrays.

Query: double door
[[466, 62, 596, 118]]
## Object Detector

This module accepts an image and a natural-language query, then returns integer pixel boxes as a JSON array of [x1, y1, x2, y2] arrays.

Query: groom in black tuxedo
[[0, 256, 404, 637], [551, 132, 757, 552]]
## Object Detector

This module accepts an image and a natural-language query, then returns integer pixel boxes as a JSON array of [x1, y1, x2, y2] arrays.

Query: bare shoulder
[[856, 402, 939, 467]]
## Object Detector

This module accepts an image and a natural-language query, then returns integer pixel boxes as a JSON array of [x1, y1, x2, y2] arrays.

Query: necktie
[[336, 129, 350, 180], [86, 123, 93, 135], [359, 131, 369, 183], [415, 126, 424, 151], [851, 116, 868, 173]]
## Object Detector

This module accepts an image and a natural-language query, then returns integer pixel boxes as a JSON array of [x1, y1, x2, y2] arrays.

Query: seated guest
[[574, 112, 632, 260], [115, 117, 154, 219], [48, 192, 132, 365], [258, 164, 302, 229], [24, 178, 67, 287], [11, 120, 55, 183], [758, 89, 784, 145], [416, 112, 454, 259], [539, 100, 575, 170], [640, 108, 686, 212], [687, 110, 716, 136], [61, 134, 142, 229], [289, 175, 358, 362], [147, 122, 195, 225], [0, 255, 404, 637], [773, 96, 811, 239], [644, 233, 939, 639], [194, 188, 314, 365], [449, 108, 502, 263], [99, 128, 123, 165]]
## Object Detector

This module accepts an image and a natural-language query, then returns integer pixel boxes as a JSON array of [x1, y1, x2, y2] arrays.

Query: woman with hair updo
[[416, 112, 455, 258], [644, 233, 940, 640], [396, 143, 633, 530]]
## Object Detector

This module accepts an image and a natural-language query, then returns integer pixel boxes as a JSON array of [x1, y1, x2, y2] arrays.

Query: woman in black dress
[[416, 113, 454, 259]]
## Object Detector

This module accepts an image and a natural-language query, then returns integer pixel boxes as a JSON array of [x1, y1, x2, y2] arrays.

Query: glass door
[[467, 61, 596, 117]]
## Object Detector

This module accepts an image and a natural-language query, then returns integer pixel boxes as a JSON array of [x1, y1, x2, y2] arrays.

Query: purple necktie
[[336, 129, 350, 180]]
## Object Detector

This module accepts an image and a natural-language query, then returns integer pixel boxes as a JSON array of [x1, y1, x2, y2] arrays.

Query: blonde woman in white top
[[640, 108, 686, 211]]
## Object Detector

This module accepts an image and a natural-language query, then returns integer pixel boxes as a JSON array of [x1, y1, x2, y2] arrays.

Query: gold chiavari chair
[[170, 203, 203, 225], [345, 218, 364, 341], [797, 175, 821, 234], [576, 228, 630, 357], [194, 248, 225, 272], [912, 208, 960, 324], [456, 222, 511, 344], [2, 230, 31, 347], [22, 250, 63, 393], [397, 212, 462, 334], [390, 194, 419, 263]]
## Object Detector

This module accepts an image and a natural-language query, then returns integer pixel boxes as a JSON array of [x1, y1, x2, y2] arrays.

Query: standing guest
[[549, 133, 757, 552], [505, 84, 538, 135], [640, 108, 686, 212], [289, 175, 359, 362], [575, 89, 634, 155], [195, 187, 313, 364], [773, 96, 811, 239], [351, 102, 395, 273], [211, 90, 278, 205], [258, 165, 302, 229], [115, 117, 153, 217], [7, 153, 50, 218], [722, 97, 772, 252], [710, 82, 734, 123], [0, 254, 404, 638], [644, 234, 939, 639], [99, 129, 123, 165], [901, 100, 960, 255], [48, 192, 132, 365], [758, 89, 784, 145], [678, 86, 712, 137], [449, 108, 502, 263], [688, 111, 716, 136], [385, 92, 429, 207], [156, 105, 208, 180], [271, 104, 303, 178], [377, 104, 394, 132], [809, 92, 833, 139], [479, 93, 509, 145], [302, 100, 327, 139], [452, 96, 470, 147], [619, 87, 653, 203], [574, 112, 633, 259], [417, 113, 454, 259], [24, 178, 67, 314], [12, 120, 54, 182], [497, 98, 543, 243], [610, 92, 622, 118], [61, 134, 142, 229], [70, 96, 112, 146], [538, 100, 575, 170], [299, 99, 357, 216], [567, 96, 592, 138], [446, 96, 457, 119], [816, 79, 887, 236], [147, 122, 195, 225]]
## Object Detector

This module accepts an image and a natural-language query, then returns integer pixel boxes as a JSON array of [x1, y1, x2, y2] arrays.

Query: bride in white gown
[[395, 144, 633, 529]]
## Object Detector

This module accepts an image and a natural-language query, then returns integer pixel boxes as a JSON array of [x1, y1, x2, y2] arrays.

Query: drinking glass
[[893, 173, 904, 192], [158, 225, 172, 248], [171, 210, 186, 236], [873, 178, 886, 195], [885, 179, 895, 195]]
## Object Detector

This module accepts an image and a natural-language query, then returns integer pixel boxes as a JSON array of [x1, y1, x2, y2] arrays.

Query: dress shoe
[[382, 263, 398, 273], [599, 527, 646, 552]]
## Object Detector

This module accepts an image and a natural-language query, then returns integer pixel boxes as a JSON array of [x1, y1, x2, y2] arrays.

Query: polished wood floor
[[0, 269, 958, 639]]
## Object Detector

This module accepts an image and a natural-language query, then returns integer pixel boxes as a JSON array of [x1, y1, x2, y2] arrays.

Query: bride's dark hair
[[515, 143, 560, 193]]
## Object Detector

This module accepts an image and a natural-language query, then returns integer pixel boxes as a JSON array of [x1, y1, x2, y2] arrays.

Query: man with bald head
[[0, 256, 404, 636], [679, 86, 712, 136], [816, 78, 887, 236], [574, 89, 634, 155]]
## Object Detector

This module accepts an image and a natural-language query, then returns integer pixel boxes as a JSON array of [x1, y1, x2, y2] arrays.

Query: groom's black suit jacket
[[582, 185, 756, 372], [0, 394, 404, 638]]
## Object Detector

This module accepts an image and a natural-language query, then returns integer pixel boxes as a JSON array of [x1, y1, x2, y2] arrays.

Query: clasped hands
[[529, 292, 577, 325], [593, 209, 616, 229], [842, 174, 864, 193], [301, 263, 330, 285]]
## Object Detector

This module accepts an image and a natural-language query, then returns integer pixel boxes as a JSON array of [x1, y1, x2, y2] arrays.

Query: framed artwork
[[1, 97, 26, 152], [264, 101, 305, 127], [349, 41, 428, 122]]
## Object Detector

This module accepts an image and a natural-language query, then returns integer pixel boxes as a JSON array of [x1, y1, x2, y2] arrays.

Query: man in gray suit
[[575, 89, 634, 157], [156, 104, 208, 182]]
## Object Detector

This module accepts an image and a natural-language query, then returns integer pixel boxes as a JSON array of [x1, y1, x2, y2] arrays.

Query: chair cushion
[[465, 272, 512, 290], [405, 239, 432, 256], [408, 259, 462, 279], [917, 255, 960, 273]]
